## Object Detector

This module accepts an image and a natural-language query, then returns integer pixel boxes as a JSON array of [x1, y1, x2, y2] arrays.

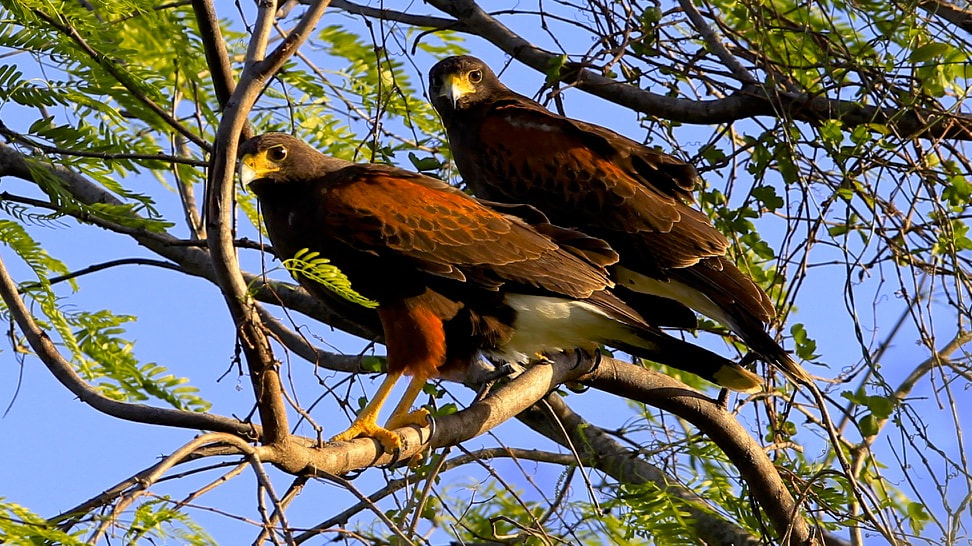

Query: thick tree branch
[[191, 0, 237, 109], [30, 352, 590, 480], [206, 0, 333, 447], [578, 359, 819, 546], [423, 0, 972, 140], [305, 0, 972, 139], [919, 0, 972, 35], [247, 352, 592, 476], [329, 0, 464, 32]]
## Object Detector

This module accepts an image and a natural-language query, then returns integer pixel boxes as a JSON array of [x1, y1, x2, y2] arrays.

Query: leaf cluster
[[282, 248, 379, 309]]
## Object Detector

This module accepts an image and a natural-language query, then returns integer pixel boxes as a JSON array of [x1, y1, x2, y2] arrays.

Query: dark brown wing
[[470, 102, 777, 325], [478, 198, 698, 329], [319, 164, 615, 300], [468, 100, 729, 270]]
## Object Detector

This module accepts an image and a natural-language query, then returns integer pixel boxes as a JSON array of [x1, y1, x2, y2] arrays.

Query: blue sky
[[1, 3, 967, 544]]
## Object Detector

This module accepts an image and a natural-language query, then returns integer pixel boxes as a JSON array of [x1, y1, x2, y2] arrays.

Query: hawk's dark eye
[[267, 145, 288, 162], [468, 69, 482, 83], [430, 75, 442, 89]]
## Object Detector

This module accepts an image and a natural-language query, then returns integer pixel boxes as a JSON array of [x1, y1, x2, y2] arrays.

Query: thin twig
[[318, 471, 417, 545], [0, 248, 258, 436], [174, 461, 249, 509], [255, 476, 308, 546], [407, 446, 451, 537], [18, 258, 185, 292], [87, 433, 257, 544], [676, 0, 756, 83], [52, 446, 244, 532], [249, 452, 296, 546], [0, 122, 208, 166]]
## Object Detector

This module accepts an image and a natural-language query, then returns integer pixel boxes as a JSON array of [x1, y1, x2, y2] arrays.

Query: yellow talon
[[385, 407, 430, 431], [331, 418, 402, 452], [330, 371, 405, 453], [329, 372, 432, 454]]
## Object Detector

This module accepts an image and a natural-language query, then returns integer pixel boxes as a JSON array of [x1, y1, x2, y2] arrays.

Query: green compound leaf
[[283, 248, 378, 309]]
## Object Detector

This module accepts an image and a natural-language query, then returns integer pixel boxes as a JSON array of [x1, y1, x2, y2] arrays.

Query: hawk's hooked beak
[[438, 72, 475, 109], [239, 154, 258, 186], [239, 152, 279, 187]]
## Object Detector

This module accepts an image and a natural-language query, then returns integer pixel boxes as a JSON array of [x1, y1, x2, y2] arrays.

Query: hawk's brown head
[[429, 55, 508, 113], [239, 133, 351, 191]]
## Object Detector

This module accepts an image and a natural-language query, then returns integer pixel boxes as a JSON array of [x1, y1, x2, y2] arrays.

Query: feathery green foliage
[[125, 499, 216, 546], [0, 0, 968, 544], [283, 248, 378, 309], [0, 500, 86, 546]]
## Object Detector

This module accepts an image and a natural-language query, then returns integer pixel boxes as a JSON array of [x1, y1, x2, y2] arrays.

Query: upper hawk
[[428, 55, 811, 384]]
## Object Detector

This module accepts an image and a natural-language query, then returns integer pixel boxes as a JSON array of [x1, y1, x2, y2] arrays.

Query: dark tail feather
[[614, 285, 699, 329], [614, 330, 763, 393], [616, 262, 811, 386], [737, 325, 813, 384]]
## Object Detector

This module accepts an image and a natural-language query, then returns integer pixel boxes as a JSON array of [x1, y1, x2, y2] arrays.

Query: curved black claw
[[380, 444, 405, 469], [565, 348, 600, 393], [485, 362, 517, 381], [384, 414, 436, 470], [425, 412, 437, 442], [569, 348, 602, 374], [571, 348, 585, 369], [589, 348, 603, 375], [473, 363, 518, 403], [716, 387, 730, 409]]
